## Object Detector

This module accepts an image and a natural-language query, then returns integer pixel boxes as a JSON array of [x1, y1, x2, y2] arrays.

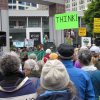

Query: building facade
[[8, 0, 49, 47], [65, 0, 92, 11]]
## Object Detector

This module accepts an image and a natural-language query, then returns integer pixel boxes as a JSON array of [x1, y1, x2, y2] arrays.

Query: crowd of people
[[0, 43, 100, 100]]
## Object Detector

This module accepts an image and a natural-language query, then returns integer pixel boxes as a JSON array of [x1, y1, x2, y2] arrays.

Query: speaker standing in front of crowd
[[0, 52, 38, 99]]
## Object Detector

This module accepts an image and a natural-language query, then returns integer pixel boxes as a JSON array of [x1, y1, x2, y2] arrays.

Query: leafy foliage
[[83, 0, 100, 33]]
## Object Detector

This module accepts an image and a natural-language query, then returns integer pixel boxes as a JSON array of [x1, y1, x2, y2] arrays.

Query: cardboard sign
[[25, 39, 34, 47], [78, 27, 86, 36], [55, 12, 78, 30], [94, 18, 100, 33], [81, 37, 91, 47]]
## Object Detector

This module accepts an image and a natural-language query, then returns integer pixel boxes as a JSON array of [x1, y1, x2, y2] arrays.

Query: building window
[[66, 9, 70, 11], [9, 21, 16, 28], [9, 6, 13, 9], [26, 2, 30, 6], [65, 4, 70, 8], [19, 6, 25, 10], [19, 1, 25, 5], [43, 18, 49, 26], [79, 0, 84, 4], [72, 7, 77, 11], [8, 0, 12, 3], [13, 0, 16, 4], [87, 0, 91, 2], [31, 3, 37, 7], [28, 18, 41, 27], [19, 21, 26, 27], [66, 0, 70, 3], [13, 6, 16, 9], [79, 5, 85, 10]]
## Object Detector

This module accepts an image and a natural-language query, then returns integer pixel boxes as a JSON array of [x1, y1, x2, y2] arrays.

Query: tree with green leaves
[[83, 0, 100, 34]]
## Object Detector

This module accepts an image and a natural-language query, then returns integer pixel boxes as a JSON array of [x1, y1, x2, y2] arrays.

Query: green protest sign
[[55, 12, 78, 30]]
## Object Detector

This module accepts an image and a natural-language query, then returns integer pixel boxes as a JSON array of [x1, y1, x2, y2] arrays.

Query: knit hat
[[57, 43, 74, 59], [40, 59, 70, 90], [49, 53, 58, 60], [46, 49, 51, 54], [90, 45, 100, 54]]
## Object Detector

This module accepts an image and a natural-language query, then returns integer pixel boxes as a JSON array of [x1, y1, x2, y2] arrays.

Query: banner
[[13, 41, 24, 47]]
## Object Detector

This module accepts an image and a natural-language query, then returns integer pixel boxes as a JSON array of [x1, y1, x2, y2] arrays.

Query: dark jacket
[[0, 72, 37, 99], [36, 90, 80, 100]]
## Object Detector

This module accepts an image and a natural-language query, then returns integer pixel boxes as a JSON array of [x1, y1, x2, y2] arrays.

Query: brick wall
[[0, 0, 8, 10]]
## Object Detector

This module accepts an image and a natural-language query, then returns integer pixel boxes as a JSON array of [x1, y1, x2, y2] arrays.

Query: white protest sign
[[25, 39, 34, 47], [81, 37, 91, 47]]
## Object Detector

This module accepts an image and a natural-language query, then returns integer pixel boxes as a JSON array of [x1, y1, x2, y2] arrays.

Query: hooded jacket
[[36, 90, 80, 100], [0, 72, 37, 100]]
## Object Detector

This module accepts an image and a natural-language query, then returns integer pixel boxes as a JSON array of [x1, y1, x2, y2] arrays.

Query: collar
[[40, 90, 68, 96], [61, 60, 74, 68], [82, 65, 97, 71]]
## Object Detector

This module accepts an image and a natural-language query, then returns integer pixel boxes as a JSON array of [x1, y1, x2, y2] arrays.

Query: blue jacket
[[36, 90, 80, 100], [88, 70, 100, 100], [61, 60, 95, 100], [0, 77, 37, 99]]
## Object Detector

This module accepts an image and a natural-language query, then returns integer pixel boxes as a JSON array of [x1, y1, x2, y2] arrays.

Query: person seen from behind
[[24, 53, 40, 90], [57, 43, 95, 100], [0, 52, 38, 99], [78, 47, 100, 100], [78, 49, 97, 71], [36, 59, 80, 100]]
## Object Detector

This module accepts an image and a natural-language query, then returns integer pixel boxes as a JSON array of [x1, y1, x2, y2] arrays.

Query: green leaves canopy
[[83, 0, 100, 33]]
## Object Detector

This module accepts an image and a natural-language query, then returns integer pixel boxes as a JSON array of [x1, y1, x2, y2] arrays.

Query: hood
[[0, 72, 28, 93], [37, 90, 73, 100]]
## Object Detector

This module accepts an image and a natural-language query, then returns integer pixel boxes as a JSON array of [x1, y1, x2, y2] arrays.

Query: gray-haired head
[[28, 53, 37, 60], [0, 51, 21, 76], [78, 49, 92, 66]]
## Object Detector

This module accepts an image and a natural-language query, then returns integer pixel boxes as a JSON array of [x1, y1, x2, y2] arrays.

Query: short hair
[[28, 53, 37, 60], [0, 52, 21, 75], [24, 59, 39, 71], [78, 50, 92, 66]]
